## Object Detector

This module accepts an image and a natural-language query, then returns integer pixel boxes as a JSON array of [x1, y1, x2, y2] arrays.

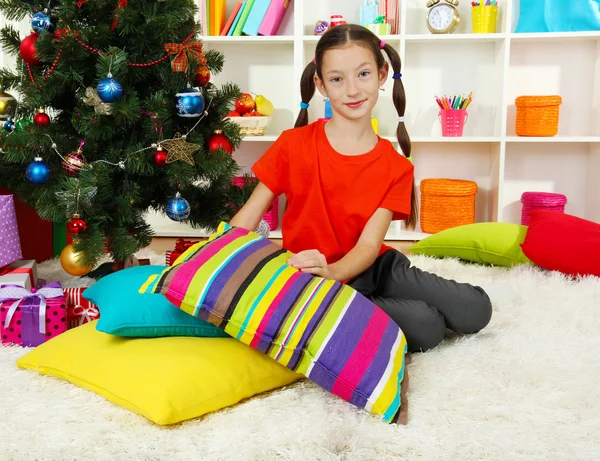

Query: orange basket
[[419, 179, 478, 234], [515, 95, 562, 137]]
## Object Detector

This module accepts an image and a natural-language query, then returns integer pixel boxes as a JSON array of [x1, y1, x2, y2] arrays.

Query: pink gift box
[[0, 195, 23, 267], [0, 281, 67, 347]]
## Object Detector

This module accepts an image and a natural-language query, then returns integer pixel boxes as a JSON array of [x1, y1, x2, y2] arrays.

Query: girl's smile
[[345, 100, 366, 109]]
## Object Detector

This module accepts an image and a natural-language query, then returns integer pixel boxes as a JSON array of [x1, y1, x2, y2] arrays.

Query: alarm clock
[[426, 0, 460, 34]]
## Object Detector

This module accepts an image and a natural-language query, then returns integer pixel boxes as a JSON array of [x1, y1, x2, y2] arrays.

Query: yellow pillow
[[16, 321, 302, 425]]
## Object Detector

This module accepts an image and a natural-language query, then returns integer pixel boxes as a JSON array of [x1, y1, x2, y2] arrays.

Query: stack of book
[[201, 0, 292, 37]]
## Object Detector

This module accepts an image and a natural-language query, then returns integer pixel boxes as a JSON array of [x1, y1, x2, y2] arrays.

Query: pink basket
[[439, 109, 468, 137], [520, 192, 567, 226], [232, 177, 279, 231]]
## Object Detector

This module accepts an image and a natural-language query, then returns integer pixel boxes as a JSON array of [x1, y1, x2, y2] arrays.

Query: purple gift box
[[0, 195, 23, 268]]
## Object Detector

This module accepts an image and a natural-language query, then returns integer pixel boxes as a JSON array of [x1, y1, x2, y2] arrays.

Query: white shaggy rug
[[1, 249, 600, 461]]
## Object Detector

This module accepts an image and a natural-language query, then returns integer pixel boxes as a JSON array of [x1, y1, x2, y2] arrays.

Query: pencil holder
[[439, 109, 468, 137], [472, 5, 498, 33]]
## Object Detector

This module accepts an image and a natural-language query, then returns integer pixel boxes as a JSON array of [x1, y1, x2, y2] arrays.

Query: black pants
[[348, 250, 492, 353]]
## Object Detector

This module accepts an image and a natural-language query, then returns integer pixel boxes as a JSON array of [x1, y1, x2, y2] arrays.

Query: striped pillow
[[141, 222, 408, 423]]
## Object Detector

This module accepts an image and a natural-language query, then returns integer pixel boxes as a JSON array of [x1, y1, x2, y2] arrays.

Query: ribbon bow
[[373, 15, 387, 24], [175, 238, 198, 252], [72, 304, 100, 326], [0, 281, 63, 335], [164, 41, 207, 73]]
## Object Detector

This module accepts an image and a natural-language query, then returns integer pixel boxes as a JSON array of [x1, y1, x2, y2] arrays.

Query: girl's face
[[315, 43, 388, 123]]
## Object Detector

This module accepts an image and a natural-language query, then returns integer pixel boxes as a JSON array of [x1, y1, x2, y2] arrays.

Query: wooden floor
[[148, 237, 415, 255]]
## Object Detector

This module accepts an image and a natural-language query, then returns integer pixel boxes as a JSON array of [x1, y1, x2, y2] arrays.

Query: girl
[[230, 24, 492, 353]]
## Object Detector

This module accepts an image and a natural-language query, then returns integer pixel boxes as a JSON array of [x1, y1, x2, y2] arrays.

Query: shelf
[[507, 40, 598, 138], [243, 135, 503, 144], [502, 142, 595, 223], [505, 136, 600, 143], [201, 35, 294, 44], [242, 136, 278, 142], [303, 34, 401, 43], [201, 32, 600, 44], [410, 136, 501, 143], [509, 31, 600, 42], [404, 33, 506, 43], [141, 0, 600, 236], [265, 228, 428, 242], [385, 230, 431, 241]]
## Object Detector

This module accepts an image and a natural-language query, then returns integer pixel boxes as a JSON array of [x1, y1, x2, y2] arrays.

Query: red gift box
[[166, 238, 199, 266], [0, 281, 67, 347], [64, 287, 100, 329], [0, 260, 38, 290]]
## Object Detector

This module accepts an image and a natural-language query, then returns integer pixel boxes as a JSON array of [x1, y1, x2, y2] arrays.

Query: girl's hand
[[288, 250, 335, 280]]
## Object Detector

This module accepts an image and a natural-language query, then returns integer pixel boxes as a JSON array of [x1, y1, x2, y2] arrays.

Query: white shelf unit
[[142, 0, 600, 240]]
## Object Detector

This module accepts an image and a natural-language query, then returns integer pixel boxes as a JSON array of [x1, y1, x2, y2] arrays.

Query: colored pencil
[[435, 93, 473, 111]]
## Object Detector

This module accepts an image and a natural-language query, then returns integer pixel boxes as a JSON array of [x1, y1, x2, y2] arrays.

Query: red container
[[439, 109, 468, 137], [520, 192, 567, 226]]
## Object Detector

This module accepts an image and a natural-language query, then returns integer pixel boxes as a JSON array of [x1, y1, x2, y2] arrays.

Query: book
[[206, 0, 216, 35], [258, 0, 291, 36], [228, 2, 246, 36], [242, 0, 271, 36], [221, 2, 243, 35], [206, 0, 211, 35], [233, 0, 255, 36], [387, 0, 398, 34], [214, 0, 227, 36], [200, 0, 207, 35]]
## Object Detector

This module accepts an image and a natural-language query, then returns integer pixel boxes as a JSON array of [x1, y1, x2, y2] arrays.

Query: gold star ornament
[[160, 133, 199, 166]]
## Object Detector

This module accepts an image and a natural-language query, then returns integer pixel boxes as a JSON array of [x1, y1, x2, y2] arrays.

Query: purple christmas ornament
[[315, 20, 329, 35]]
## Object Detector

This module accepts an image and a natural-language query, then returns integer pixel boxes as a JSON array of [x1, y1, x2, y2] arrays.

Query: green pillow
[[83, 265, 229, 338], [409, 222, 533, 267]]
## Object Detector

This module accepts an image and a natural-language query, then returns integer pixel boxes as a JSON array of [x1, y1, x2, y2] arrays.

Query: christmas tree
[[0, 0, 246, 275]]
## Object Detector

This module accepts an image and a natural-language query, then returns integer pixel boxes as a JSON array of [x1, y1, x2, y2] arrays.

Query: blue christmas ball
[[97, 75, 124, 103], [31, 12, 55, 34], [3, 120, 15, 132], [166, 193, 191, 222], [175, 87, 205, 118], [26, 157, 51, 184]]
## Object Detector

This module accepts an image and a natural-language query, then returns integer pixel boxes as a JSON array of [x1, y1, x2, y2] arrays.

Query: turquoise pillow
[[515, 0, 548, 33], [545, 0, 600, 32], [83, 265, 229, 338]]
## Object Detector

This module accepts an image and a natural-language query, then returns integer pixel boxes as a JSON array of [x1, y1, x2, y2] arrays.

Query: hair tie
[[300, 102, 310, 110], [392, 73, 402, 79], [398, 116, 405, 123], [380, 40, 386, 49]]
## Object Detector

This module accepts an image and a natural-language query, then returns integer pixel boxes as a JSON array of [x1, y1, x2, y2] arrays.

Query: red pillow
[[521, 210, 600, 278]]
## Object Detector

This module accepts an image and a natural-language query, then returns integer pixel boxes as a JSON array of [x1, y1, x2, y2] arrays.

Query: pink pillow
[[521, 210, 600, 278]]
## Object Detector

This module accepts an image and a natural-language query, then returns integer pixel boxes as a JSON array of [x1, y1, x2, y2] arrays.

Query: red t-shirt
[[252, 121, 414, 265]]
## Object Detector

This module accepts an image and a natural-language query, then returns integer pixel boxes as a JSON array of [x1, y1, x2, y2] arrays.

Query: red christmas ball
[[62, 150, 86, 177], [20, 33, 41, 66], [67, 214, 87, 234], [154, 146, 167, 166], [207, 130, 233, 155], [194, 66, 211, 87], [33, 108, 51, 127]]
